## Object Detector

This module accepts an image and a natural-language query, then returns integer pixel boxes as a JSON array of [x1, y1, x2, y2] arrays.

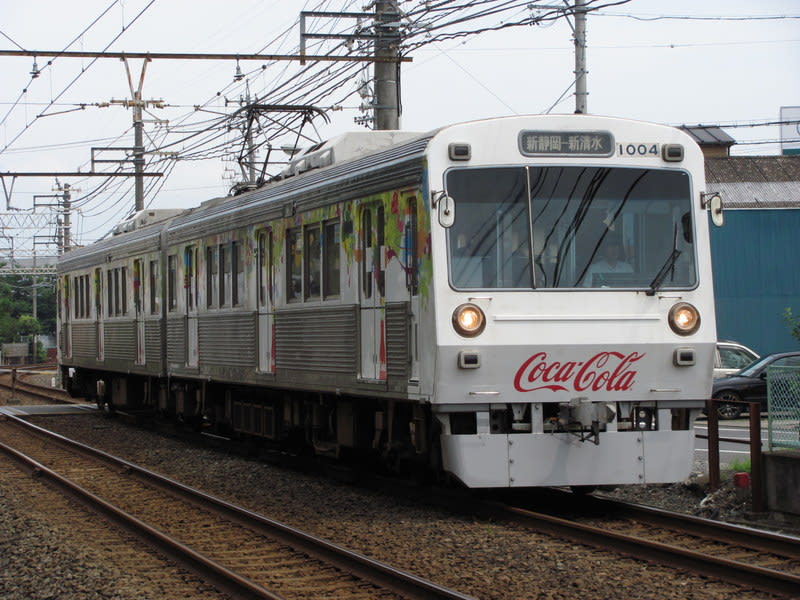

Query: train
[[58, 114, 719, 489]]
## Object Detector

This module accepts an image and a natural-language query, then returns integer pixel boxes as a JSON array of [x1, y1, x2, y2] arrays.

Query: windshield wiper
[[647, 248, 682, 296]]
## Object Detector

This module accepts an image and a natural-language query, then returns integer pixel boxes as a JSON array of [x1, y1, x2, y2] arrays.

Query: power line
[[598, 12, 800, 22], [0, 0, 157, 155]]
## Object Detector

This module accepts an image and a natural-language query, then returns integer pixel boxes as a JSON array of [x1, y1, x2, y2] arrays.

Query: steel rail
[[0, 433, 287, 600], [586, 495, 800, 559], [0, 374, 74, 404], [0, 414, 475, 600], [502, 503, 800, 598]]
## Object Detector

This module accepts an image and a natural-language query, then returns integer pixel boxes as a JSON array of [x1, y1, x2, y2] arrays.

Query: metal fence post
[[749, 402, 764, 513], [707, 399, 720, 491]]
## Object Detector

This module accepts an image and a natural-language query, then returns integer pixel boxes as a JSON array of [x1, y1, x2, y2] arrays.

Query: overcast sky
[[1, 0, 798, 249]]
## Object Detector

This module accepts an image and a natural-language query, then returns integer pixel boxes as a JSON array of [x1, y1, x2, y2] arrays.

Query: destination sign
[[519, 130, 614, 157]]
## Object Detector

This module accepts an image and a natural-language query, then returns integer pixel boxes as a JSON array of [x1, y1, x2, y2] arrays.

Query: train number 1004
[[618, 143, 659, 156]]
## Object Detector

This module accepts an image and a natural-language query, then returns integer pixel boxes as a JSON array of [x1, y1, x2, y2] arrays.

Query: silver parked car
[[714, 340, 759, 379]]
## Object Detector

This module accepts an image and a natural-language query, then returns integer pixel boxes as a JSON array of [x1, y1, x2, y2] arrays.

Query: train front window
[[448, 167, 531, 289], [447, 166, 696, 290]]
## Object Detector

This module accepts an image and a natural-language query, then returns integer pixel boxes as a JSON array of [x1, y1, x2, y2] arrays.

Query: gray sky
[[1, 0, 798, 248]]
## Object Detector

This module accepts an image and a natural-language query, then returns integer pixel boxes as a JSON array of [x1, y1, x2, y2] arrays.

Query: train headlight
[[452, 303, 486, 337], [668, 302, 700, 336]]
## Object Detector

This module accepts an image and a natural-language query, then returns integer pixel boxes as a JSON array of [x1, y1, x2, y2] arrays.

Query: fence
[[767, 365, 800, 451]]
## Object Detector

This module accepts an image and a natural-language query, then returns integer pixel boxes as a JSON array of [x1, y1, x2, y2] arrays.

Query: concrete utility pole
[[573, 0, 588, 114], [123, 57, 150, 212], [61, 183, 72, 253], [374, 0, 401, 130]]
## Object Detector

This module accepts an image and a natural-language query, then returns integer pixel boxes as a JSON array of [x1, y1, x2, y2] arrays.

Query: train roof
[[165, 128, 436, 244], [58, 114, 702, 272], [58, 128, 436, 271]]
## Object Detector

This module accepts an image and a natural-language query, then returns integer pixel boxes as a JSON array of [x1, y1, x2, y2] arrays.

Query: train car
[[58, 114, 719, 489]]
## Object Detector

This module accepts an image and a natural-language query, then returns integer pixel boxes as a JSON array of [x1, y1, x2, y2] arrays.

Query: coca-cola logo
[[513, 351, 644, 393]]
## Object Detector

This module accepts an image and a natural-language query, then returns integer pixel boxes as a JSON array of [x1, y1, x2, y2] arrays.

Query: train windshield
[[447, 166, 696, 290]]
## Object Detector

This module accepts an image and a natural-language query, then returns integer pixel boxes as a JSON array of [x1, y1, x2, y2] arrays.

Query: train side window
[[121, 267, 128, 315], [304, 225, 321, 301], [361, 209, 372, 299], [149, 260, 159, 314], [287, 228, 302, 302], [62, 276, 70, 323], [206, 246, 217, 308], [258, 230, 273, 306], [219, 244, 228, 307], [73, 277, 79, 319], [406, 197, 418, 295], [83, 275, 90, 318], [323, 220, 340, 298], [167, 254, 177, 311], [231, 241, 242, 306], [184, 247, 196, 310], [113, 268, 121, 315], [133, 259, 143, 314], [94, 268, 102, 318], [107, 271, 113, 316], [376, 205, 385, 297]]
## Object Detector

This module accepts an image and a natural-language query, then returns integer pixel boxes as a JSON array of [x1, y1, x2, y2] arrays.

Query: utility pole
[[573, 0, 588, 114], [59, 182, 72, 254], [374, 0, 401, 130], [122, 57, 150, 212]]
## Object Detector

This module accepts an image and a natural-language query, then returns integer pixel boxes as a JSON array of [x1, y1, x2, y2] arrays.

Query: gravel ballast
[[0, 411, 789, 600]]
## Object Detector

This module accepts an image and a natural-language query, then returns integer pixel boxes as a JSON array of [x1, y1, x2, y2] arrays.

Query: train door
[[359, 204, 387, 381], [60, 276, 71, 359], [257, 230, 274, 373], [94, 268, 104, 361], [185, 246, 199, 368], [133, 260, 145, 364], [404, 196, 420, 381]]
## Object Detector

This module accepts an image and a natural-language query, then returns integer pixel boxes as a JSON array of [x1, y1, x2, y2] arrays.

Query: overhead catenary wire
[[2, 0, 792, 250], [0, 0, 156, 155]]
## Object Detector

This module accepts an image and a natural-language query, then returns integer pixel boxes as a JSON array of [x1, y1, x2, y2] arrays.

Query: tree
[[0, 268, 57, 344], [785, 307, 800, 342], [17, 314, 42, 337]]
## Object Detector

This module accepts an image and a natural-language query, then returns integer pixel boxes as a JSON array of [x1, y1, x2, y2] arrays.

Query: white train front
[[58, 114, 717, 489]]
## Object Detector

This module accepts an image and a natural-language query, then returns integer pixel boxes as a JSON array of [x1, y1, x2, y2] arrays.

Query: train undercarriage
[[62, 367, 441, 476]]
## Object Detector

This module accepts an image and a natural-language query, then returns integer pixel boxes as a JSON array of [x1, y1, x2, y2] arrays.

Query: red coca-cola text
[[513, 351, 644, 393]]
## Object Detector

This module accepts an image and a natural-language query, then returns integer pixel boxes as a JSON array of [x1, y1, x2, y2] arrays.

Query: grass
[[725, 458, 752, 473]]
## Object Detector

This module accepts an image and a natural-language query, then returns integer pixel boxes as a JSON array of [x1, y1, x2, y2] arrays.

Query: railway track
[[487, 490, 800, 598], [0, 368, 77, 404], [0, 413, 474, 600]]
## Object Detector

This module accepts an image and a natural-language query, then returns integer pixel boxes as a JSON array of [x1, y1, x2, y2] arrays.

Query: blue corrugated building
[[705, 155, 800, 355]]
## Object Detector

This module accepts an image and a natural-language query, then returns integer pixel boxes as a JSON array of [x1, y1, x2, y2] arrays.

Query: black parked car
[[711, 351, 800, 419]]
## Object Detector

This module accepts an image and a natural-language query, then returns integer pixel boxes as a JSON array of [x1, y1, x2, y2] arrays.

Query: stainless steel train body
[[58, 115, 716, 488]]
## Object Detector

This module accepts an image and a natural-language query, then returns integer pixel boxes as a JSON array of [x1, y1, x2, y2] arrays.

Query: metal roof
[[705, 156, 800, 209], [680, 125, 736, 147]]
